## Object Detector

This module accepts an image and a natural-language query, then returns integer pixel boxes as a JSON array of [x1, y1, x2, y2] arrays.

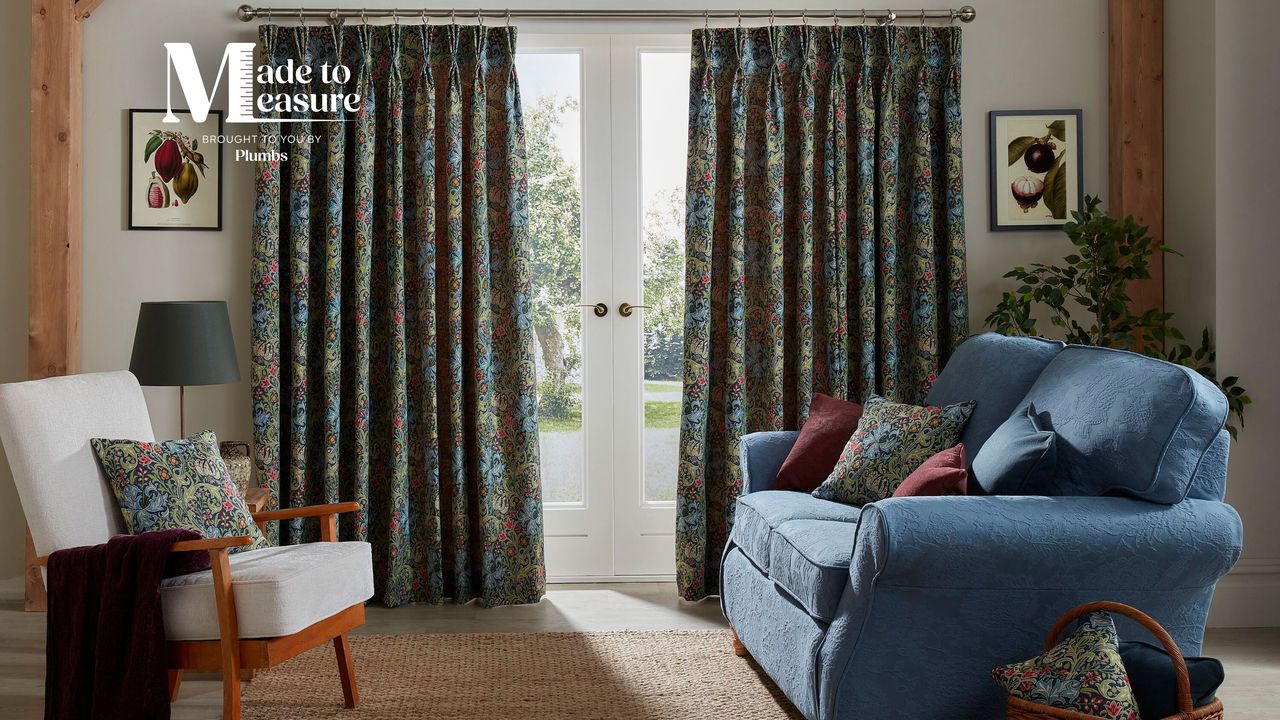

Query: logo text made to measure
[[164, 42, 363, 124]]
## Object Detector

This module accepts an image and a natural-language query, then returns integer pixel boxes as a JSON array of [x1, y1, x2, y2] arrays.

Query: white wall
[[1206, 0, 1280, 627], [0, 0, 31, 594], [1, 1, 1112, 585]]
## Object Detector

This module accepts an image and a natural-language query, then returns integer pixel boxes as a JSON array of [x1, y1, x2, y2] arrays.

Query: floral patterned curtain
[[251, 23, 545, 608], [677, 25, 968, 600]]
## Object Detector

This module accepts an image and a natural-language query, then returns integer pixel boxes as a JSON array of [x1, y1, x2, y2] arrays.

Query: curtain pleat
[[677, 25, 968, 600], [251, 23, 544, 607]]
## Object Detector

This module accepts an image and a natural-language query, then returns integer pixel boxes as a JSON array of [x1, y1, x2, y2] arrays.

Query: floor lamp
[[129, 301, 241, 438]]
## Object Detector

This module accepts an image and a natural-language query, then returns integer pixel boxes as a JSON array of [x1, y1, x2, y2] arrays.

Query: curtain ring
[[949, 9, 958, 25], [391, 8, 398, 25], [736, 9, 742, 28], [450, 8, 456, 25], [801, 8, 807, 26], [832, 8, 838, 29], [360, 8, 368, 26], [298, 8, 306, 26], [859, 9, 867, 26], [769, 8, 775, 26], [506, 9, 512, 27], [920, 9, 926, 26], [477, 9, 484, 26], [265, 7, 272, 23], [421, 9, 428, 24], [703, 9, 709, 30]]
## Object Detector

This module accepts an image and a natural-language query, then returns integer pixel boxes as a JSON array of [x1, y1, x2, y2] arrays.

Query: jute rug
[[241, 630, 804, 719]]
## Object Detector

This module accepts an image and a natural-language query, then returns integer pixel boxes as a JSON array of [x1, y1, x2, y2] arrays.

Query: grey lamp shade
[[129, 301, 241, 386]]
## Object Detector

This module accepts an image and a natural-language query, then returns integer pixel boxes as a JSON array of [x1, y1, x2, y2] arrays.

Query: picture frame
[[128, 109, 223, 231], [988, 109, 1083, 232]]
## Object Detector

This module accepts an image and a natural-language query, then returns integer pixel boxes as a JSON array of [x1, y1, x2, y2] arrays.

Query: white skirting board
[[5, 566, 1277, 626], [0, 575, 23, 604], [1208, 558, 1280, 628]]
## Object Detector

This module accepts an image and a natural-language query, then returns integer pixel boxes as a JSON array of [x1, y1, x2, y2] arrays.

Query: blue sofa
[[720, 333, 1244, 719]]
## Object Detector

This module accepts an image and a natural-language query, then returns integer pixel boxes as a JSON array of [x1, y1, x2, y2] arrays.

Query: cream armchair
[[0, 371, 373, 720]]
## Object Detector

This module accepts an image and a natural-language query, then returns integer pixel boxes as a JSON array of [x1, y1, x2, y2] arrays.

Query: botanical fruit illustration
[[1007, 119, 1067, 219], [142, 129, 209, 208], [154, 139, 182, 182], [173, 162, 199, 203], [1011, 176, 1045, 211]]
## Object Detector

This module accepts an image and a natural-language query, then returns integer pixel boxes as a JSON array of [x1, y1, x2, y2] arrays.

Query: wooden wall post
[[25, 0, 102, 610], [1109, 0, 1165, 314]]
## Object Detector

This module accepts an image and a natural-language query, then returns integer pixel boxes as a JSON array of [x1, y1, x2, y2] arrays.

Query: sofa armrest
[[738, 431, 800, 494], [855, 496, 1243, 591]]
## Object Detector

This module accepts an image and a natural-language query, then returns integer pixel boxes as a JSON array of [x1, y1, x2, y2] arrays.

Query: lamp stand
[[179, 384, 185, 438]]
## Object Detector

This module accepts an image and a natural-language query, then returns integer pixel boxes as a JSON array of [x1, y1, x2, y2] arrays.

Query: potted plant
[[986, 195, 1250, 438]]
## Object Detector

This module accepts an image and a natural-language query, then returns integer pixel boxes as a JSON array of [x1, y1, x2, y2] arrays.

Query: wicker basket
[[219, 440, 253, 496], [1007, 601, 1224, 720]]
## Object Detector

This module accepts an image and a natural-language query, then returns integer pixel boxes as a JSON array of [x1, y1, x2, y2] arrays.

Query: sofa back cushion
[[1021, 345, 1228, 504], [925, 333, 1065, 468]]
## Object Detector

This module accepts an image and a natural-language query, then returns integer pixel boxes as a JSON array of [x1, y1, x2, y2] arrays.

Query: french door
[[516, 36, 691, 579]]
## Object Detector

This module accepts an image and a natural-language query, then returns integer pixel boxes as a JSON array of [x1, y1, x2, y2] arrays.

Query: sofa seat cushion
[[732, 491, 861, 573], [768, 519, 858, 621], [160, 541, 374, 641]]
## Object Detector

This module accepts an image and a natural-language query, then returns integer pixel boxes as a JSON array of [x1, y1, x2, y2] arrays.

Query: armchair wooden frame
[[36, 492, 365, 720]]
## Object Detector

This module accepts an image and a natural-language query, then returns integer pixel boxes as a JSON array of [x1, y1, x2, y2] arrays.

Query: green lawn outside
[[539, 400, 681, 433]]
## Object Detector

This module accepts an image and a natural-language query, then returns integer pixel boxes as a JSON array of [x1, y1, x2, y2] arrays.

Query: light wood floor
[[1, 583, 1276, 718]]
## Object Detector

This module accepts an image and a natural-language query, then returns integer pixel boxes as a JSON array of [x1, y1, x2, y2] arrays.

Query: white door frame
[[520, 34, 688, 582]]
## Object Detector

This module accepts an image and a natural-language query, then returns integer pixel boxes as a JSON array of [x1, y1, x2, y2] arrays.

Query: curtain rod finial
[[958, 5, 976, 22], [237, 4, 256, 22]]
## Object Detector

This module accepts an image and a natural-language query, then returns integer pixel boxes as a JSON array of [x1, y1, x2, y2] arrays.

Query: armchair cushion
[[731, 491, 861, 573], [160, 541, 374, 641], [91, 430, 267, 552]]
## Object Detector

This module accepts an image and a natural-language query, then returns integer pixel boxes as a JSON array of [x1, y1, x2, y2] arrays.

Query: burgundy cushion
[[774, 394, 864, 492], [892, 444, 969, 498]]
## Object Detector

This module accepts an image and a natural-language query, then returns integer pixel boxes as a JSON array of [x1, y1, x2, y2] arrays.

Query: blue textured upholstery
[[768, 519, 857, 622], [1022, 345, 1228, 504], [722, 546, 827, 720], [924, 333, 1065, 464], [1187, 430, 1231, 501], [740, 431, 800, 493], [971, 404, 1058, 494], [732, 491, 860, 572], [724, 338, 1241, 719]]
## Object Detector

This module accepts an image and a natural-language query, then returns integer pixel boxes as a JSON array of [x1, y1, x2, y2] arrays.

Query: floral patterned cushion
[[812, 395, 974, 505], [91, 430, 267, 553], [993, 612, 1141, 720]]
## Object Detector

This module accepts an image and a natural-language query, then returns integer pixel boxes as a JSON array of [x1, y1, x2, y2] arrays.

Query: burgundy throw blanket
[[45, 529, 211, 720]]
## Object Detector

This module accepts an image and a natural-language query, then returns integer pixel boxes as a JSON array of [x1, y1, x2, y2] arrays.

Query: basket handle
[[1045, 601, 1193, 716]]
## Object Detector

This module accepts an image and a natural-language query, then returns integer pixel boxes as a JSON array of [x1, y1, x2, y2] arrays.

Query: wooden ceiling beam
[[1109, 0, 1165, 316], [26, 0, 101, 611]]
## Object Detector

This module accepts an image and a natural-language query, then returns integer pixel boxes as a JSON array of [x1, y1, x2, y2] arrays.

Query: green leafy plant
[[986, 195, 1251, 438]]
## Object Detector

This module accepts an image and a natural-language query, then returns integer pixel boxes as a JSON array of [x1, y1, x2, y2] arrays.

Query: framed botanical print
[[128, 109, 223, 231], [989, 109, 1083, 231]]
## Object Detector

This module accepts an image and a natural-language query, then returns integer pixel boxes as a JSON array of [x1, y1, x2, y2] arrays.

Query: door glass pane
[[517, 52, 585, 505], [640, 51, 691, 504]]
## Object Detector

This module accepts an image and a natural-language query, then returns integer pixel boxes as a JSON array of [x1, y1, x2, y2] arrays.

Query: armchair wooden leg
[[730, 628, 750, 658], [334, 633, 359, 708], [168, 669, 183, 702], [209, 549, 242, 720]]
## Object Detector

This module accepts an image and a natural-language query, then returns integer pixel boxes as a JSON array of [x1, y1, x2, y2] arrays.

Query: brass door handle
[[577, 303, 608, 317], [618, 303, 652, 318]]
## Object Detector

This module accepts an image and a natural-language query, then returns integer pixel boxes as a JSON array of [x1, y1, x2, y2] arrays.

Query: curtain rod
[[235, 4, 977, 24]]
